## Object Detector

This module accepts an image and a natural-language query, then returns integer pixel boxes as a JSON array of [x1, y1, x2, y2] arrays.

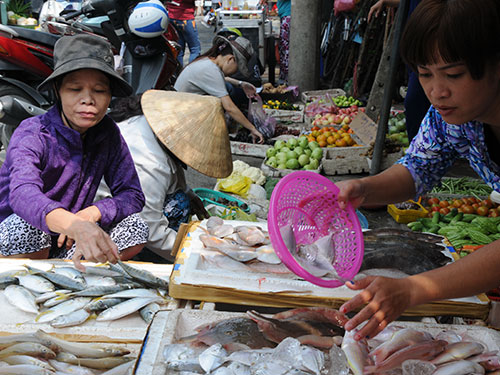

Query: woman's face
[[59, 69, 112, 134], [221, 55, 238, 76], [417, 55, 500, 125]]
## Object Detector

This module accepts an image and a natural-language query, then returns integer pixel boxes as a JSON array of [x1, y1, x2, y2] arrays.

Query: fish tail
[[246, 310, 270, 323]]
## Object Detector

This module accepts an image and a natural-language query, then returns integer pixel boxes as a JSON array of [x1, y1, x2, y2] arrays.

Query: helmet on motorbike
[[128, 0, 169, 38], [216, 27, 242, 38]]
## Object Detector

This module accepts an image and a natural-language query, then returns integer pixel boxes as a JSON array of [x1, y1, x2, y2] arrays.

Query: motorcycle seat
[[8, 26, 60, 47]]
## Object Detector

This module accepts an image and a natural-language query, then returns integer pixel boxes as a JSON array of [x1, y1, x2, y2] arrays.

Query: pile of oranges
[[308, 124, 360, 148]]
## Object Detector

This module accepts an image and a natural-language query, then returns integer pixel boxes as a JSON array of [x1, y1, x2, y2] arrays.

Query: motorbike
[[0, 0, 180, 149]]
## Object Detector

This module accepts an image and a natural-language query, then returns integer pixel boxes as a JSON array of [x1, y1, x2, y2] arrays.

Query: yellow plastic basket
[[387, 199, 429, 224]]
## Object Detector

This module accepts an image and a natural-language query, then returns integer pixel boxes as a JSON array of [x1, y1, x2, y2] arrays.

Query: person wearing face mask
[[0, 34, 148, 271], [335, 0, 500, 341], [174, 35, 264, 143]]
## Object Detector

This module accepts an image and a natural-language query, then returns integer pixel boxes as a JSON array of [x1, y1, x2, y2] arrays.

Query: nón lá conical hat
[[141, 90, 233, 178]]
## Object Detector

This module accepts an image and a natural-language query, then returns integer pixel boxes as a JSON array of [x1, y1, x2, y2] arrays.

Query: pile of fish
[[343, 325, 500, 374], [199, 217, 294, 276], [0, 329, 134, 375], [361, 228, 450, 275], [0, 260, 169, 327]]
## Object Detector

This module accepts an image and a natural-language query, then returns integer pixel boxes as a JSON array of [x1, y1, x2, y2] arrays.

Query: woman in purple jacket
[[0, 34, 148, 271]]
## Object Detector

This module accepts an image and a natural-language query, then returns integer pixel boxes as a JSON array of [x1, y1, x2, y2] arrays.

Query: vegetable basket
[[387, 200, 429, 224], [193, 188, 250, 213]]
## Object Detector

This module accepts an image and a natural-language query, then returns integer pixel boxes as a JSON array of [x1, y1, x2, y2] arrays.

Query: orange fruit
[[318, 140, 327, 147], [327, 136, 335, 145], [317, 134, 327, 143], [335, 139, 347, 147]]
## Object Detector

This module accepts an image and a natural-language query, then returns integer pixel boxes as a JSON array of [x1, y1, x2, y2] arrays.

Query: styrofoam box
[[322, 136, 370, 175], [260, 158, 322, 177], [134, 309, 500, 375], [230, 141, 270, 158], [264, 104, 305, 123], [301, 88, 346, 103]]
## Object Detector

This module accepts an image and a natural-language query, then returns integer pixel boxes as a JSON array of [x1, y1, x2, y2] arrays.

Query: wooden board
[[169, 221, 490, 319]]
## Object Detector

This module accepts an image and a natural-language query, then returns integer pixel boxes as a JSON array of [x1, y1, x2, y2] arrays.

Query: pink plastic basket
[[268, 171, 364, 287]]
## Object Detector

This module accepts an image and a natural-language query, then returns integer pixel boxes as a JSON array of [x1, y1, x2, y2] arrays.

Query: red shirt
[[166, 0, 196, 20]]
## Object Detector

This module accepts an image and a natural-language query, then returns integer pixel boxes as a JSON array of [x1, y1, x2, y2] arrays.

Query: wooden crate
[[263, 104, 305, 123], [366, 149, 405, 171], [301, 88, 346, 103], [322, 134, 370, 175]]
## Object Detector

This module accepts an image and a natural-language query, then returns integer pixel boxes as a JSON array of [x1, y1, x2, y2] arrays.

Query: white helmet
[[128, 0, 169, 38]]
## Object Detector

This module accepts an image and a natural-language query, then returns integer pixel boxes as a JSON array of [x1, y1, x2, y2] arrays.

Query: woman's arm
[[220, 95, 264, 143], [225, 77, 257, 98]]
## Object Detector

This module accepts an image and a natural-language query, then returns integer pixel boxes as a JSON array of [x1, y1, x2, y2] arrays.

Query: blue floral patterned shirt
[[397, 106, 500, 197]]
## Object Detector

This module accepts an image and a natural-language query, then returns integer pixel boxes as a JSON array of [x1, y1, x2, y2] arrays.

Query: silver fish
[[0, 364, 55, 374], [4, 285, 38, 314], [43, 294, 71, 308], [84, 265, 125, 278], [16, 274, 55, 294], [36, 297, 92, 323], [235, 226, 267, 246], [50, 308, 92, 328], [201, 253, 252, 272], [69, 284, 137, 297], [57, 355, 134, 369], [117, 261, 169, 290], [35, 330, 130, 358], [84, 298, 126, 312], [431, 341, 484, 365], [209, 224, 235, 238], [24, 265, 86, 291], [35, 290, 72, 304], [48, 359, 96, 375], [102, 288, 160, 299], [200, 234, 255, 252], [139, 302, 160, 324], [256, 245, 281, 264], [163, 344, 205, 373], [52, 267, 86, 284], [0, 276, 19, 289], [96, 296, 161, 321], [3, 354, 55, 371], [0, 342, 56, 359], [341, 329, 369, 375], [295, 233, 341, 279], [206, 216, 224, 230], [0, 333, 59, 352], [199, 343, 227, 373], [84, 275, 117, 287], [100, 360, 134, 375], [433, 359, 485, 375]]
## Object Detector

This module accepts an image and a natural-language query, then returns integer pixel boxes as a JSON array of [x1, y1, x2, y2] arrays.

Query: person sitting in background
[[166, 0, 201, 66], [97, 91, 233, 261], [174, 35, 264, 143], [0, 34, 148, 270]]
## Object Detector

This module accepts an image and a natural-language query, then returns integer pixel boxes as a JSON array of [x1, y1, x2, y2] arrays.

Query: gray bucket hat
[[213, 35, 254, 77], [38, 34, 133, 97]]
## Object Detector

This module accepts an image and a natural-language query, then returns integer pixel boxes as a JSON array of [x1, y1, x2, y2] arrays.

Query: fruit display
[[265, 136, 323, 171], [262, 100, 301, 111], [261, 83, 289, 94], [429, 177, 493, 197], [272, 124, 300, 137], [424, 196, 500, 217], [332, 95, 363, 107], [307, 124, 359, 148], [387, 111, 409, 147], [310, 105, 363, 127]]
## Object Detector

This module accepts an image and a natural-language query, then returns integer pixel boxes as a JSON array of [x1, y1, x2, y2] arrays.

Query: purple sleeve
[[7, 124, 66, 233], [94, 133, 145, 228]]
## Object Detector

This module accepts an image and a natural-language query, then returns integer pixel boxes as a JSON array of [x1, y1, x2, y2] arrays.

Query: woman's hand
[[336, 179, 367, 209], [340, 276, 413, 339], [57, 205, 102, 249], [368, 0, 400, 22], [241, 82, 257, 98], [251, 128, 264, 144], [190, 194, 210, 220]]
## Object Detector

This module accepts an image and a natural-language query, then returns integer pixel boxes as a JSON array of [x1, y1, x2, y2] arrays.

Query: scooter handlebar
[[63, 10, 84, 21]]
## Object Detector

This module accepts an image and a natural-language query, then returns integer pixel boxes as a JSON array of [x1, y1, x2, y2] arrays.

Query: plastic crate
[[387, 200, 429, 224], [193, 188, 250, 213]]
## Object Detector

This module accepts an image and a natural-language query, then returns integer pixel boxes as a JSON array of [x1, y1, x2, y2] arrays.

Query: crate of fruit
[[387, 200, 429, 224], [263, 100, 304, 123], [301, 88, 345, 103], [366, 149, 405, 171], [260, 158, 322, 177], [229, 141, 270, 158]]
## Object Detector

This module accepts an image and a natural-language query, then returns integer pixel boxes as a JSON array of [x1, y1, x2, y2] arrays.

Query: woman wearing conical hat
[[97, 91, 232, 260], [174, 35, 264, 144]]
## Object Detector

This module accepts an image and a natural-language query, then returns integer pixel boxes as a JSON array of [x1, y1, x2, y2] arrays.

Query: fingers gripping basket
[[268, 171, 364, 287]]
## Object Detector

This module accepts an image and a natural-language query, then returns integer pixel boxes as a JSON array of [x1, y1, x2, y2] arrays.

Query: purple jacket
[[0, 106, 145, 234]]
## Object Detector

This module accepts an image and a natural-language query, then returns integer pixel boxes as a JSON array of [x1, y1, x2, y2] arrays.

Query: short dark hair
[[108, 94, 143, 123], [400, 0, 500, 79]]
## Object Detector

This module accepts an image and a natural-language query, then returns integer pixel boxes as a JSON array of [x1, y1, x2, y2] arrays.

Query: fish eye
[[224, 330, 233, 336]]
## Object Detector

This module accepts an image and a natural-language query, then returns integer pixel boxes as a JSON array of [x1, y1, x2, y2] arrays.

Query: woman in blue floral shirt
[[337, 0, 500, 340]]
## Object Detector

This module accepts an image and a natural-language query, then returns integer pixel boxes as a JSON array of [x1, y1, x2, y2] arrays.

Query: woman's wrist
[[239, 80, 243, 88]]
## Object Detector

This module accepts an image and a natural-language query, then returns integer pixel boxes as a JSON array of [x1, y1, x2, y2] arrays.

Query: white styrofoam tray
[[135, 309, 500, 375]]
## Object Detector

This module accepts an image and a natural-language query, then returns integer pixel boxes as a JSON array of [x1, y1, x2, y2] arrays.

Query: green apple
[[298, 154, 310, 167], [266, 147, 277, 158], [286, 158, 300, 170]]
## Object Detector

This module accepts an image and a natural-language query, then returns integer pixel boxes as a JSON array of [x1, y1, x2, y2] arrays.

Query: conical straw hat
[[141, 90, 233, 178]]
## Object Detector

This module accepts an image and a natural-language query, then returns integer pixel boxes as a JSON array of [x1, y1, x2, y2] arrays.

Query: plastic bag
[[334, 0, 358, 16], [248, 95, 276, 139], [218, 175, 252, 197]]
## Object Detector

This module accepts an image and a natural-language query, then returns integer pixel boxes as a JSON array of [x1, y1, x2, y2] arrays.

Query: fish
[[57, 355, 134, 369], [341, 329, 369, 375], [431, 341, 484, 365], [43, 294, 71, 308], [280, 224, 297, 253], [234, 226, 267, 246], [183, 317, 274, 352], [101, 288, 160, 299], [0, 342, 56, 359], [4, 285, 38, 314], [163, 344, 205, 373], [209, 224, 235, 238], [434, 330, 463, 344], [0, 333, 60, 352], [52, 266, 86, 284], [433, 359, 485, 375], [206, 216, 224, 231], [139, 302, 160, 324], [256, 245, 281, 264], [469, 351, 500, 371], [24, 265, 86, 291], [48, 359, 96, 375], [84, 298, 126, 312], [16, 273, 55, 293], [199, 344, 227, 373], [0, 276, 19, 289], [35, 290, 72, 304], [2, 354, 55, 371], [116, 260, 169, 290], [50, 308, 92, 328], [35, 330, 130, 358], [201, 253, 253, 273], [100, 360, 134, 375], [35, 297, 92, 323], [370, 328, 434, 365], [225, 348, 273, 366], [69, 284, 137, 297], [0, 364, 55, 374], [294, 233, 342, 279], [364, 340, 447, 374], [272, 307, 349, 328], [84, 275, 117, 287], [84, 265, 125, 278], [200, 235, 255, 252], [246, 310, 345, 348], [96, 296, 162, 321]]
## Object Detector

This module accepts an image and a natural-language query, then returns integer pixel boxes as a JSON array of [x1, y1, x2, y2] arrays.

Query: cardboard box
[[230, 141, 270, 158], [321, 130, 370, 175]]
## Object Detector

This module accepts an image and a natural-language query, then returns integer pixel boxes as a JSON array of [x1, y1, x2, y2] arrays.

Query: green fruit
[[304, 149, 312, 157], [286, 158, 300, 170], [311, 147, 323, 160], [298, 154, 310, 167], [298, 136, 308, 149], [287, 138, 298, 148], [309, 158, 319, 169], [276, 152, 287, 165], [266, 148, 277, 158], [277, 163, 287, 169], [268, 160, 278, 168], [286, 150, 298, 160], [308, 141, 319, 150], [293, 147, 304, 156], [281, 147, 291, 154], [267, 156, 277, 165], [274, 140, 285, 150]]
